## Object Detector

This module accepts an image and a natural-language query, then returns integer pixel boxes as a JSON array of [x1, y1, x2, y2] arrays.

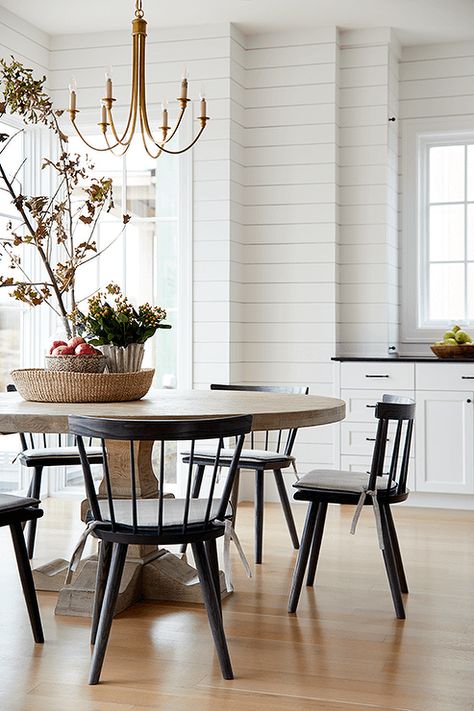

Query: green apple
[[443, 330, 456, 340], [443, 338, 458, 344], [452, 325, 461, 333], [455, 330, 472, 344]]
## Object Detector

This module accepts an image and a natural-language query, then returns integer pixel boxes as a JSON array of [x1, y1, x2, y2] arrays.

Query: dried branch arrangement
[[0, 58, 130, 337]]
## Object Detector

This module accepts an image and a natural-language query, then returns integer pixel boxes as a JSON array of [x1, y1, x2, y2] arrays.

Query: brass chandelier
[[67, 0, 209, 157]]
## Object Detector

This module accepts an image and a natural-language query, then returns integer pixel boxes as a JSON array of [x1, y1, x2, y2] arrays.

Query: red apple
[[75, 343, 97, 356], [49, 340, 67, 354], [68, 336, 85, 349], [52, 345, 75, 355]]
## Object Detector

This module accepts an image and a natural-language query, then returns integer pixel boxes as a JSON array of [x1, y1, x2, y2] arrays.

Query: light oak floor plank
[[0, 498, 473, 710]]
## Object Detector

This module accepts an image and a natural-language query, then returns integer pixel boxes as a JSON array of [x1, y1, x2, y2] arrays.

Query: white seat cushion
[[95, 498, 232, 529], [294, 469, 396, 493], [191, 447, 294, 464], [19, 446, 102, 461]]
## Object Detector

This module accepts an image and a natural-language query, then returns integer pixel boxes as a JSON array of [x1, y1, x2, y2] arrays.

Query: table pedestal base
[[33, 549, 230, 617]]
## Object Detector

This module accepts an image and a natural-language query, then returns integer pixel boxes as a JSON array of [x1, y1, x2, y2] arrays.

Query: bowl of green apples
[[431, 325, 474, 358]]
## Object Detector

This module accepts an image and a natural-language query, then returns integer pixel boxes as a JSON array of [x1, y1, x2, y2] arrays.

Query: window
[[0, 117, 25, 492], [69, 138, 179, 386], [402, 119, 474, 343]]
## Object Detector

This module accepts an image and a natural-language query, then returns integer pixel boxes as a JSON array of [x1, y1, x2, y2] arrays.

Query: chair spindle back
[[210, 384, 309, 456], [368, 395, 415, 495], [69, 415, 253, 537]]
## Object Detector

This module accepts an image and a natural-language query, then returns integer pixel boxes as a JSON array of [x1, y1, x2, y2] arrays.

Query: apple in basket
[[46, 337, 105, 373]]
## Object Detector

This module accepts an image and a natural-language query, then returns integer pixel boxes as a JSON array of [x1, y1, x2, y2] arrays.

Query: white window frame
[[402, 116, 474, 344]]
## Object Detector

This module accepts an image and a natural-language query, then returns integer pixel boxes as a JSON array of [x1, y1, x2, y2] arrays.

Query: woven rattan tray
[[11, 368, 155, 403]]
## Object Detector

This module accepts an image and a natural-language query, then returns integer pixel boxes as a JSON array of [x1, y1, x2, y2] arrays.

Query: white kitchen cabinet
[[334, 359, 474, 504], [415, 390, 474, 494]]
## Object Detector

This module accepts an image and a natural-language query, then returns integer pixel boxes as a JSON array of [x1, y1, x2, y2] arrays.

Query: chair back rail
[[368, 395, 415, 494], [210, 383, 309, 456], [69, 415, 253, 536]]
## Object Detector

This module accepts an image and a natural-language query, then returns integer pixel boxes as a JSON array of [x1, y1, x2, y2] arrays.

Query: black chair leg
[[230, 469, 240, 529], [288, 502, 318, 613], [10, 520, 44, 643], [384, 505, 408, 594], [180, 465, 206, 556], [26, 466, 43, 559], [89, 542, 128, 685], [192, 541, 233, 680], [273, 469, 299, 550], [306, 502, 328, 587], [255, 469, 264, 564], [91, 540, 113, 645], [205, 538, 222, 616], [380, 505, 405, 619]]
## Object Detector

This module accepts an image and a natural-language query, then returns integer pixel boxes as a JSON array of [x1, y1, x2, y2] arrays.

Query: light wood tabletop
[[0, 388, 346, 434]]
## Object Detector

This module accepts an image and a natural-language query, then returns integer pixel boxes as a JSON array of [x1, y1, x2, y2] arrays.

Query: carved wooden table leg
[[51, 439, 228, 617]]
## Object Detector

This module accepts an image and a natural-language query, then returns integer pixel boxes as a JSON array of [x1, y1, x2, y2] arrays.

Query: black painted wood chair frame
[[0, 495, 44, 643], [7, 384, 102, 559], [288, 395, 415, 620], [69, 413, 253, 685], [182, 383, 309, 564]]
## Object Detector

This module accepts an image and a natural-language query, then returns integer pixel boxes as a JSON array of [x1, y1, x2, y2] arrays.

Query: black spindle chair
[[182, 383, 309, 564], [288, 395, 415, 619], [69, 413, 252, 685], [7, 384, 103, 558], [0, 493, 44, 643]]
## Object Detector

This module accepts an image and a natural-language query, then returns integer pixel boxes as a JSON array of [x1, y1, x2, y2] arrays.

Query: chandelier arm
[[104, 131, 132, 158], [163, 103, 187, 144], [139, 100, 164, 159], [70, 120, 123, 152], [148, 123, 207, 155], [106, 28, 140, 146]]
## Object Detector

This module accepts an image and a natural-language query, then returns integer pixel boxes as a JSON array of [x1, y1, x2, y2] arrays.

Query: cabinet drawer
[[341, 421, 395, 457], [416, 363, 474, 391], [340, 455, 415, 491], [341, 362, 415, 390], [341, 389, 415, 423]]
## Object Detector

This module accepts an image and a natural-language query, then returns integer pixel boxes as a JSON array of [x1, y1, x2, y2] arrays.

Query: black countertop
[[332, 356, 474, 363]]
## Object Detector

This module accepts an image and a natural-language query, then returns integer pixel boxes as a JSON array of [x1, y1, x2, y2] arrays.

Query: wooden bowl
[[45, 354, 106, 373], [430, 344, 474, 359]]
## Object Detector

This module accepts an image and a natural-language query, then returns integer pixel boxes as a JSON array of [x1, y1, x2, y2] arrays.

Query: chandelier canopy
[[67, 0, 209, 157]]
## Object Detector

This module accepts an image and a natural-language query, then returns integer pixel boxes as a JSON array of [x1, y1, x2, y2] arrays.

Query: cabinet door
[[415, 391, 474, 494]]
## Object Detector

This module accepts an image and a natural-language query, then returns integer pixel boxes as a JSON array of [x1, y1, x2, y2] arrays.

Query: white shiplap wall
[[234, 28, 339, 500], [0, 6, 49, 77], [337, 29, 400, 357]]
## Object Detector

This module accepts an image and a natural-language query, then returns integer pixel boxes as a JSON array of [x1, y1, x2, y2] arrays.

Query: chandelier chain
[[135, 0, 144, 18]]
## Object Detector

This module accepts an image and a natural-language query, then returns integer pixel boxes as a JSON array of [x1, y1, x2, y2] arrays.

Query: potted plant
[[70, 283, 171, 372]]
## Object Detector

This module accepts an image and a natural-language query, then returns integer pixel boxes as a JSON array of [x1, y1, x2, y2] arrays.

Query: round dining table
[[0, 388, 345, 616]]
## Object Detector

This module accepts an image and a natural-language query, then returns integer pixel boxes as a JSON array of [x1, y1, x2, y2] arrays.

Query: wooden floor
[[0, 498, 473, 711]]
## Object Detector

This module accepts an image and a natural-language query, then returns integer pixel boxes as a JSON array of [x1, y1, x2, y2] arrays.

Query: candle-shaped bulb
[[68, 76, 77, 112], [180, 72, 188, 100], [162, 98, 169, 128], [105, 66, 113, 99], [182, 66, 188, 80], [101, 103, 107, 125], [200, 92, 207, 119]]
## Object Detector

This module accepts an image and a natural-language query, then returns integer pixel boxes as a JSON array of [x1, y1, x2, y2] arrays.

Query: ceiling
[[1, 0, 474, 45]]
